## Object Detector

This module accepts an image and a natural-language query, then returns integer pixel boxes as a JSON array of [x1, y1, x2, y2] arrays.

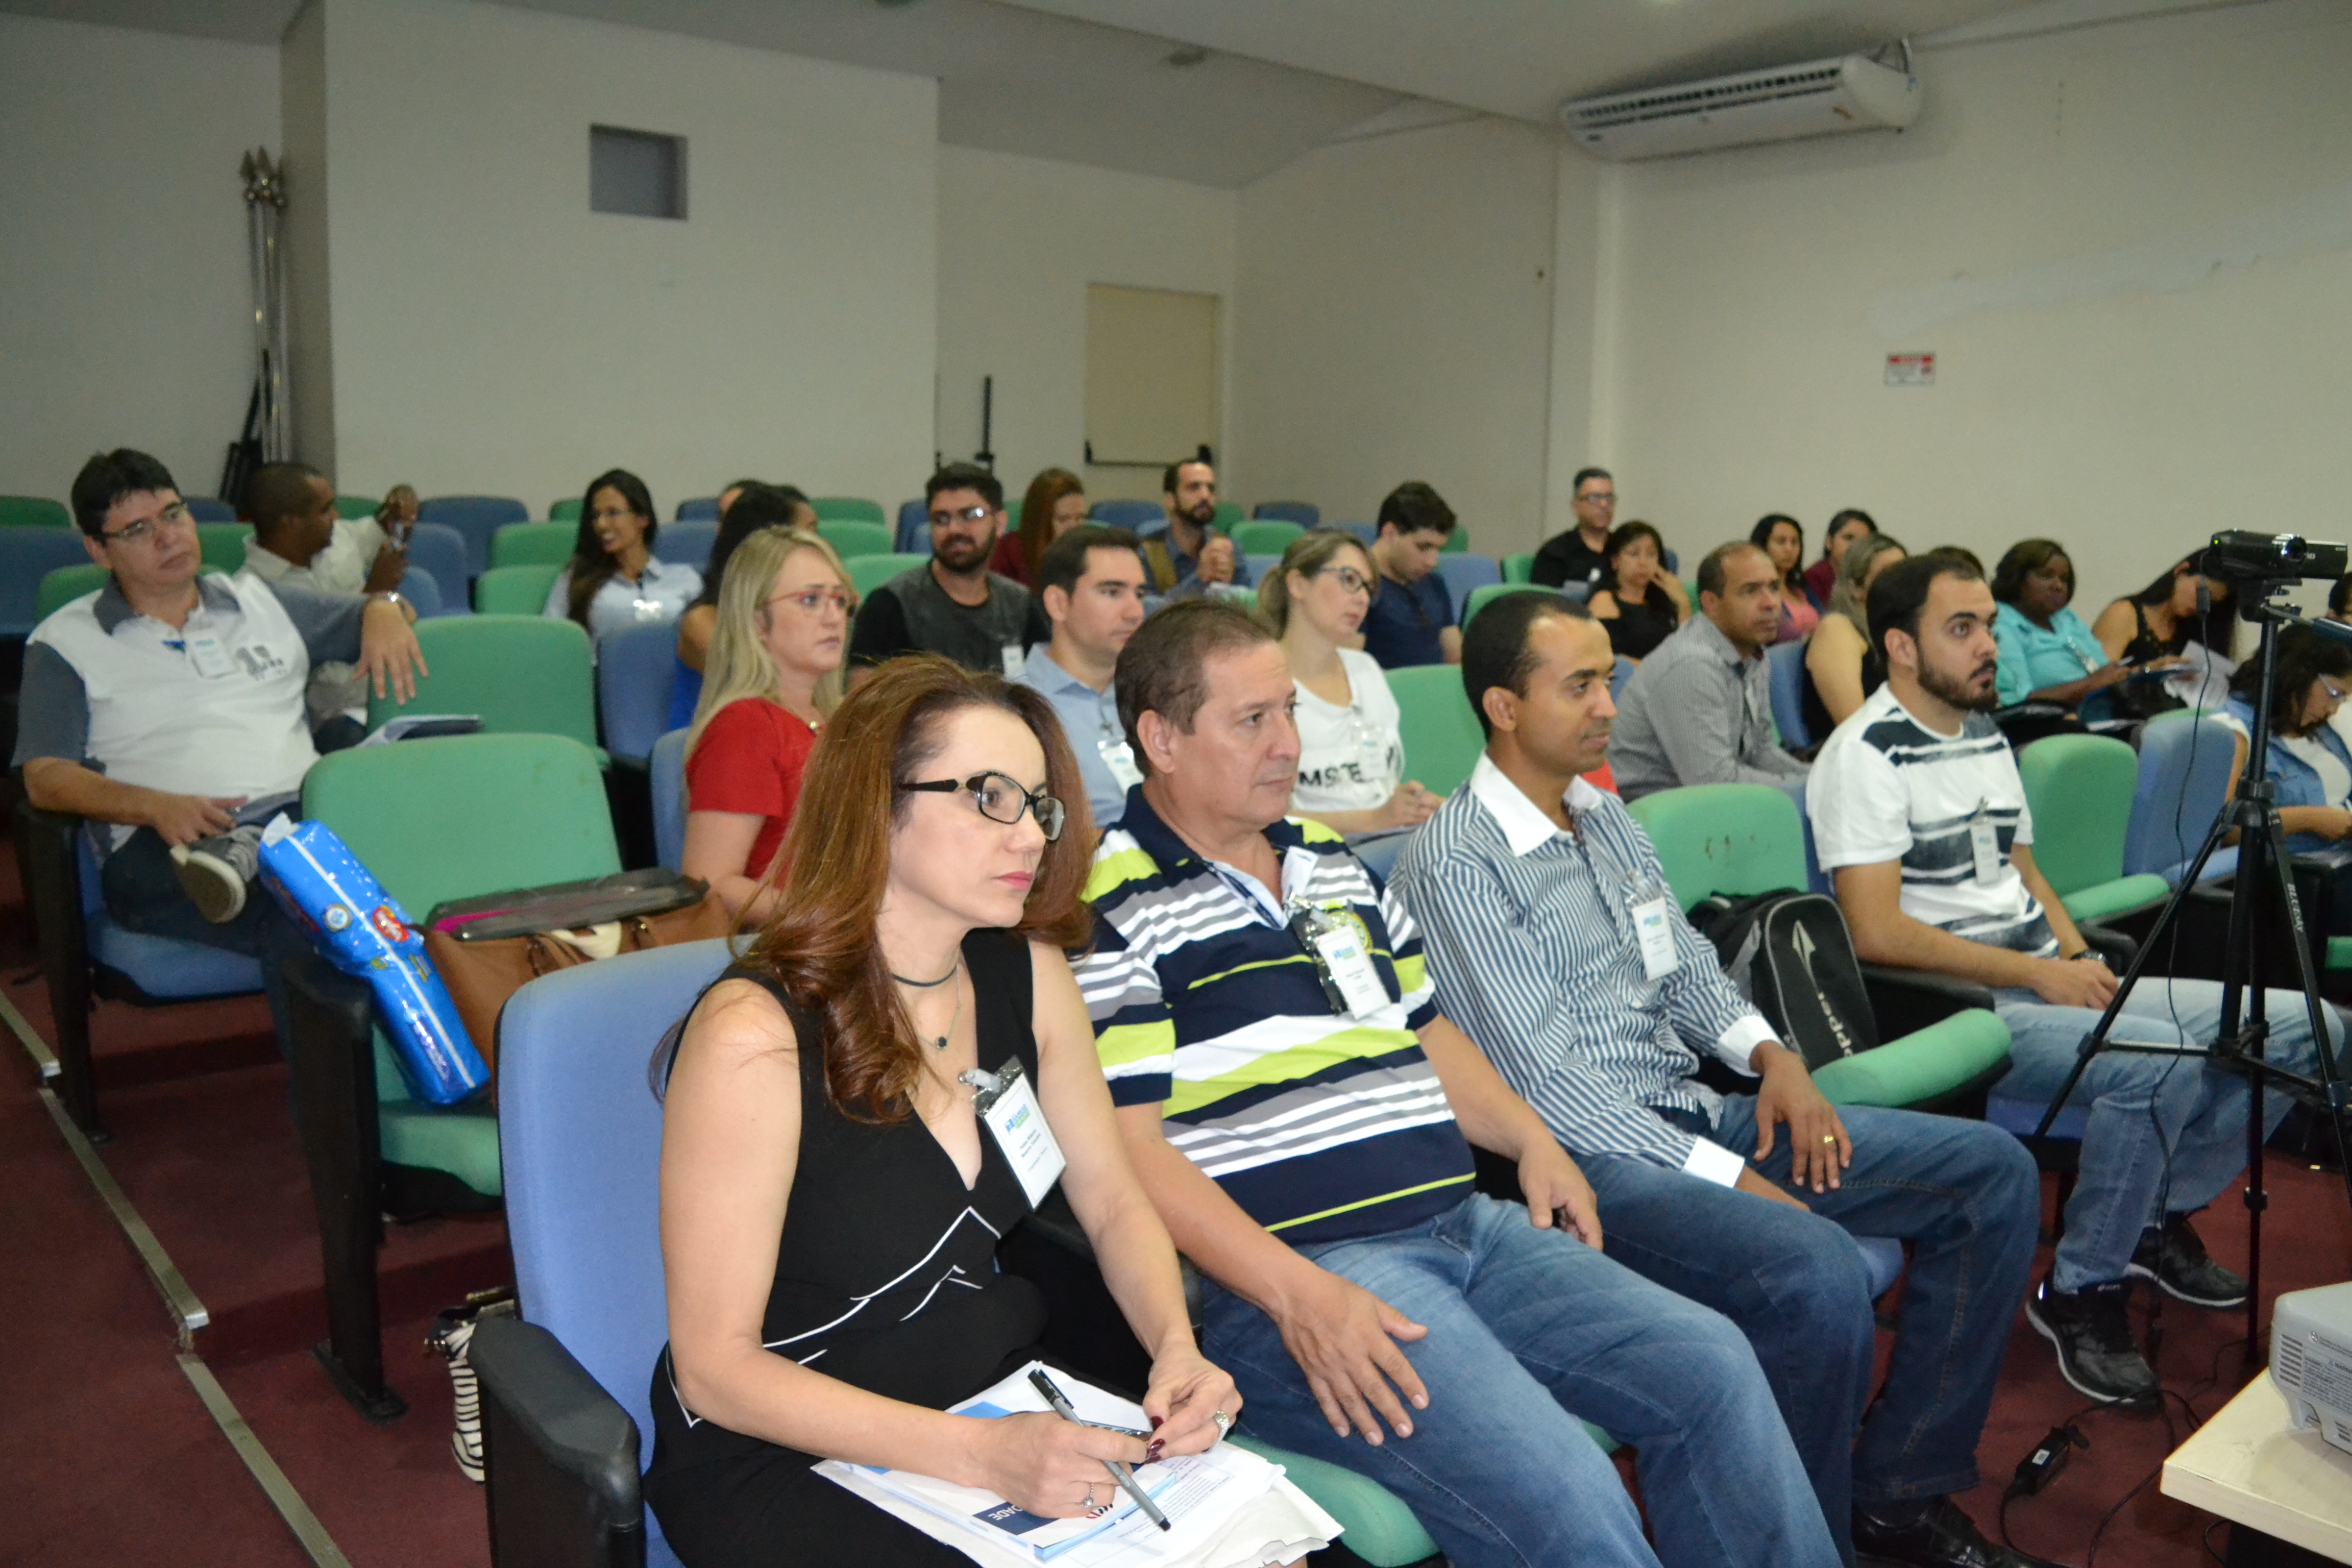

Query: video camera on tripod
[[2201, 529, 2349, 585]]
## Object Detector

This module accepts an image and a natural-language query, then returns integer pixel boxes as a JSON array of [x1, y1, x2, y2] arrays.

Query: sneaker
[[169, 824, 263, 924], [2025, 1276, 2158, 1405], [1853, 1496, 2063, 1567], [2126, 1214, 2247, 1308]]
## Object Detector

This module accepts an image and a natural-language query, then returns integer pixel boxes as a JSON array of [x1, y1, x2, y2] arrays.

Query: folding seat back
[[598, 623, 679, 764], [419, 496, 531, 576], [810, 496, 884, 523], [1385, 665, 1484, 797], [491, 521, 577, 569], [366, 615, 597, 750], [815, 520, 891, 561], [655, 521, 716, 571], [1, 529, 95, 635]]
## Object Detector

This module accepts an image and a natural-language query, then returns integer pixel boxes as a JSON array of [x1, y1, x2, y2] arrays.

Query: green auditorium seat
[[1626, 784, 2012, 1109], [197, 522, 252, 572], [1231, 520, 1303, 558], [334, 494, 381, 521], [366, 614, 598, 751], [1502, 552, 1536, 584], [549, 497, 582, 522], [38, 564, 240, 619], [1462, 582, 1551, 628], [810, 496, 885, 524], [2017, 734, 2168, 924], [1212, 501, 1244, 530], [1440, 526, 1468, 553], [846, 552, 931, 601], [291, 732, 621, 1414], [488, 520, 577, 569], [816, 519, 892, 560], [1386, 664, 1485, 797], [473, 561, 564, 615], [1, 495, 71, 529]]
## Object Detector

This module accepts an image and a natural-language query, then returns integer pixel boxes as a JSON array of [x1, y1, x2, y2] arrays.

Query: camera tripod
[[2029, 581, 2352, 1359]]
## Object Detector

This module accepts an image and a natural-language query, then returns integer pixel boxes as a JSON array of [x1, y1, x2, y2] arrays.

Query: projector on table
[[2271, 1281, 2352, 1457]]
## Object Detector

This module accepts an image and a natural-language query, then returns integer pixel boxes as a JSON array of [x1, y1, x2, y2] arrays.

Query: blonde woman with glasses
[[683, 528, 856, 921], [1262, 529, 1441, 836]]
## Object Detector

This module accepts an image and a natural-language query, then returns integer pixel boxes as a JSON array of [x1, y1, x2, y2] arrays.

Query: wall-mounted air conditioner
[[1562, 53, 1921, 161]]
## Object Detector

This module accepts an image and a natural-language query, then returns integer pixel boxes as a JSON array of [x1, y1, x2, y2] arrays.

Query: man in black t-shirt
[[848, 463, 1047, 678], [1531, 469, 1692, 620]]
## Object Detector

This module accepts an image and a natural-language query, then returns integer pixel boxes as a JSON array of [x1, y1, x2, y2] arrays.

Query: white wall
[[306, 0, 938, 517], [1595, 0, 2352, 614], [1230, 117, 1561, 551], [936, 146, 1236, 506], [0, 16, 281, 504]]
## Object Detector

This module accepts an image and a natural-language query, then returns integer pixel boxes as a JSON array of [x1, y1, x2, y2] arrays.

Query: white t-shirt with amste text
[[1292, 648, 1404, 815]]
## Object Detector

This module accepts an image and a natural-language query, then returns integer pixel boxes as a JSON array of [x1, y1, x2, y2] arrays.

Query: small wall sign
[[1885, 352, 1936, 386]]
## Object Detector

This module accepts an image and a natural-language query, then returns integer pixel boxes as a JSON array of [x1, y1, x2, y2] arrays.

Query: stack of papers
[[816, 1362, 1332, 1567]]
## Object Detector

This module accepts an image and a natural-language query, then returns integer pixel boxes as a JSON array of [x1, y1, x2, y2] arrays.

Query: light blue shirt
[[545, 555, 703, 645], [1013, 642, 1134, 829], [1992, 602, 2108, 706]]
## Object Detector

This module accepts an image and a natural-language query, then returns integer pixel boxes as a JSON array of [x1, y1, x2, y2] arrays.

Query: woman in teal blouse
[[1990, 538, 2175, 710]]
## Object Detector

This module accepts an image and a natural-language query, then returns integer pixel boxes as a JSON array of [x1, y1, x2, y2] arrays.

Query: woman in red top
[[986, 467, 1088, 585], [683, 526, 855, 921]]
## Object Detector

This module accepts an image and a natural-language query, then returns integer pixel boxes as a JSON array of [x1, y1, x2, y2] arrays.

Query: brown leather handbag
[[423, 870, 734, 1075]]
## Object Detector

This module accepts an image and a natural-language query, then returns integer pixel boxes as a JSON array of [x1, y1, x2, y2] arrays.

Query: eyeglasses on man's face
[[897, 771, 1065, 841], [100, 500, 192, 548], [929, 505, 992, 528]]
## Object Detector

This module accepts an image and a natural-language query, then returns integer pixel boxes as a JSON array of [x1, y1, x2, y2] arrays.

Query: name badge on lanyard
[[1098, 733, 1144, 790], [1288, 902, 1390, 1019], [1000, 643, 1025, 679], [1632, 894, 1679, 981], [183, 633, 235, 679], [958, 1060, 1066, 1209], [1969, 803, 2003, 887]]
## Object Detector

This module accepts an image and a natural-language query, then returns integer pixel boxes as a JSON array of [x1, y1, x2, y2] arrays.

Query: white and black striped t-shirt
[[1808, 683, 2058, 956]]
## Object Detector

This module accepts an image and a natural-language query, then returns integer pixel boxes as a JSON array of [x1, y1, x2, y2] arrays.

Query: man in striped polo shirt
[[1080, 599, 1834, 1568], [1395, 591, 2047, 1568], [1810, 553, 2337, 1408]]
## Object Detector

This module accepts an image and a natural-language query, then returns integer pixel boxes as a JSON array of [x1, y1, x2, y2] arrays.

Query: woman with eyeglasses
[[682, 527, 856, 922], [1585, 521, 1686, 662], [649, 655, 1253, 1568], [1263, 529, 1440, 835], [2214, 624, 2352, 924], [547, 468, 703, 641]]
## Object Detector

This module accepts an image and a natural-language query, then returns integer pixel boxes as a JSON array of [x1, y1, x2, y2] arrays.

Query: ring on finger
[[1820, 1133, 1838, 1144], [1211, 1409, 1232, 1436]]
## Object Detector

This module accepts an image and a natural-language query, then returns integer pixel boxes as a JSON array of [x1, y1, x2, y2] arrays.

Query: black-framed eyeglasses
[[928, 505, 992, 527], [897, 771, 1065, 841]]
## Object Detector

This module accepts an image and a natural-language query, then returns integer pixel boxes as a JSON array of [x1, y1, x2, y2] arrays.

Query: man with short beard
[[847, 462, 1048, 677], [1138, 459, 1249, 599], [1809, 553, 2341, 1409]]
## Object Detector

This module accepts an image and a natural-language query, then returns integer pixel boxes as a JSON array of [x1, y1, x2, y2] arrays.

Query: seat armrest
[[2076, 922, 2139, 969], [1812, 1008, 2012, 1112], [471, 1315, 647, 1568], [14, 801, 97, 1129], [1859, 964, 1997, 1042]]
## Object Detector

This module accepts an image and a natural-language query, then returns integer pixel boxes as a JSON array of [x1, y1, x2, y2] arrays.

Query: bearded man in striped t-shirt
[[1811, 552, 2341, 1409], [1078, 599, 1834, 1568]]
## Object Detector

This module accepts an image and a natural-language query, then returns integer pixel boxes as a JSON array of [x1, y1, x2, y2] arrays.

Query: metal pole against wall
[[241, 148, 289, 460]]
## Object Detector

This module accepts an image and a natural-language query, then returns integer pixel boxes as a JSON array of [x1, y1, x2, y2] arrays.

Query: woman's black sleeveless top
[[644, 927, 1048, 1492]]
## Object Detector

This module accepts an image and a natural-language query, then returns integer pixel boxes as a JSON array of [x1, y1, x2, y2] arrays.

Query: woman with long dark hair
[[647, 657, 1259, 1567], [1800, 508, 1875, 610], [1586, 520, 1685, 661], [1750, 514, 1818, 644], [545, 468, 702, 641], [990, 468, 1087, 586], [2091, 552, 2238, 665]]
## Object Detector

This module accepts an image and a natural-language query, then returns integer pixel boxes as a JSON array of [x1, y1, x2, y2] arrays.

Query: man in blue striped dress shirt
[[1082, 599, 1835, 1568], [1395, 591, 2052, 1568]]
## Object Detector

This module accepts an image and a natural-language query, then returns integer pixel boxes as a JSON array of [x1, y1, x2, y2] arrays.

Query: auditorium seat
[[895, 498, 927, 552], [656, 520, 717, 571], [811, 496, 885, 524], [1088, 499, 1162, 531], [1502, 552, 1536, 584], [0, 494, 71, 529], [2123, 711, 2238, 885], [1338, 522, 1378, 549], [1440, 527, 1468, 554], [334, 494, 380, 521], [597, 623, 678, 766], [1627, 783, 2014, 1113], [1461, 582, 1553, 629], [396, 563, 447, 618], [1252, 501, 1319, 526], [2017, 734, 2168, 923], [1435, 553, 1500, 606], [197, 522, 253, 572], [651, 727, 690, 871], [0, 528, 96, 635], [1767, 640, 1810, 750], [1243, 553, 1282, 585], [1386, 664, 1484, 796], [36, 564, 111, 620], [418, 495, 530, 576], [549, 497, 582, 522], [181, 496, 235, 522], [488, 521, 576, 570], [845, 552, 929, 600], [405, 523, 472, 613], [674, 496, 719, 522], [366, 614, 598, 751], [1232, 520, 1302, 557], [472, 562, 561, 615], [815, 519, 891, 561], [288, 732, 621, 1415]]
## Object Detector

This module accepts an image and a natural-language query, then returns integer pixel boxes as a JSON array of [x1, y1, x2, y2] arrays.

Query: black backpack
[[1688, 889, 1878, 1072]]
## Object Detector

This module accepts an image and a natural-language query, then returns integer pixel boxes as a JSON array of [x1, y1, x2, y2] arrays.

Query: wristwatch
[[369, 591, 407, 614]]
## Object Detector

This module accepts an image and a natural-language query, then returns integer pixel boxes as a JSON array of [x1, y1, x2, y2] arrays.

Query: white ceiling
[[7, 0, 2074, 185]]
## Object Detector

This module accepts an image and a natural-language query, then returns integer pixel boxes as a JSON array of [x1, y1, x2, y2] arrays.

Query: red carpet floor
[[4, 831, 2347, 1566]]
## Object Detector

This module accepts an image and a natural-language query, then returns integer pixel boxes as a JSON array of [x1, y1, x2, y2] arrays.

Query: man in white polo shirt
[[15, 448, 427, 1062]]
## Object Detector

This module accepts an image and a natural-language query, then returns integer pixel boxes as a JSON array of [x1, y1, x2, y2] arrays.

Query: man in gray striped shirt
[[1396, 591, 2052, 1568], [1812, 553, 2336, 1410]]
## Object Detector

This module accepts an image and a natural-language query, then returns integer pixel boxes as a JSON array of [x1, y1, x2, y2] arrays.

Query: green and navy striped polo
[[1077, 792, 1474, 1245]]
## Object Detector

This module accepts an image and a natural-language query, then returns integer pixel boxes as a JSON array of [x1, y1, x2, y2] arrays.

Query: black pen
[[1027, 1369, 1171, 1532]]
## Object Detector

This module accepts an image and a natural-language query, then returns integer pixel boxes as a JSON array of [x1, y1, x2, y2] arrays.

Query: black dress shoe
[[1852, 1497, 2064, 1567], [2126, 1214, 2247, 1308]]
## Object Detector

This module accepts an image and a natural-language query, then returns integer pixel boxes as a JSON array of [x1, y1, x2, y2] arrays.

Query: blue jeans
[[1994, 976, 2335, 1292], [101, 825, 311, 1062], [1200, 1194, 1837, 1568], [1582, 1102, 2040, 1564]]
